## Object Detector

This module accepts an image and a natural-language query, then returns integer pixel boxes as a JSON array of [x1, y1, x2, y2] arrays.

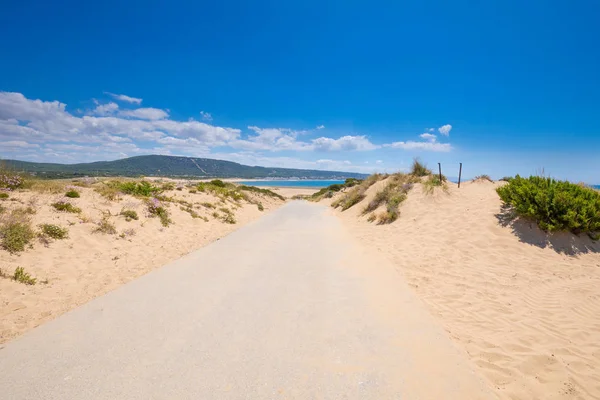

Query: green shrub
[[410, 158, 432, 177], [147, 198, 171, 227], [180, 206, 200, 218], [0, 217, 35, 253], [210, 179, 226, 187], [65, 189, 80, 198], [201, 202, 215, 209], [120, 209, 139, 221], [39, 224, 69, 239], [423, 174, 448, 195], [116, 181, 162, 197], [94, 217, 117, 234], [94, 183, 122, 201], [499, 176, 513, 182], [0, 192, 8, 199], [161, 182, 176, 191], [496, 175, 600, 234], [189, 189, 197, 194], [331, 174, 383, 210], [51, 200, 81, 213], [13, 267, 36, 285], [257, 202, 264, 211]]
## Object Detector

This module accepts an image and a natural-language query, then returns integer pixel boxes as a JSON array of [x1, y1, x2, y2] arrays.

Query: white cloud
[[92, 102, 118, 116], [311, 135, 378, 151], [0, 140, 40, 149], [375, 160, 383, 164], [200, 111, 213, 121], [419, 133, 437, 142], [119, 107, 169, 120], [104, 92, 143, 105], [384, 141, 452, 152], [438, 124, 452, 136], [428, 128, 434, 132], [316, 125, 325, 130]]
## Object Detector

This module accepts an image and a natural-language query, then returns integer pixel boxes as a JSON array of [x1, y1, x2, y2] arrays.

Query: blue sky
[[1, 0, 599, 182]]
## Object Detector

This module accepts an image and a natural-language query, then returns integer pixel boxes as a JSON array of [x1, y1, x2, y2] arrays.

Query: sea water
[[238, 180, 345, 188]]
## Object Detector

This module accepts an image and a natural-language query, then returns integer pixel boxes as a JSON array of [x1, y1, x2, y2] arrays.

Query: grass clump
[[473, 174, 493, 182], [65, 189, 81, 198], [51, 200, 81, 213], [120, 209, 139, 221], [0, 214, 36, 253], [94, 182, 122, 201], [257, 202, 264, 211], [496, 175, 600, 235], [423, 174, 448, 195], [12, 267, 36, 285], [94, 217, 117, 235], [114, 180, 162, 197], [0, 192, 9, 199], [147, 198, 172, 227], [39, 224, 69, 240], [210, 179, 226, 187], [332, 174, 383, 210], [410, 158, 432, 177], [309, 178, 363, 202], [180, 206, 200, 218], [201, 202, 216, 209]]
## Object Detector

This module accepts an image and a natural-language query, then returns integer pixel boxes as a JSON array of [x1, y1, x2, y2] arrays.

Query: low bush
[[116, 181, 162, 197], [201, 202, 215, 209], [0, 192, 8, 199], [496, 175, 600, 234], [94, 217, 117, 235], [0, 174, 25, 191], [147, 198, 172, 227], [65, 189, 80, 198], [257, 202, 264, 211], [51, 200, 81, 213], [180, 206, 200, 218], [189, 189, 197, 194], [13, 267, 36, 285], [210, 179, 226, 187], [410, 158, 432, 177], [39, 224, 69, 240], [94, 182, 122, 201], [161, 182, 176, 191], [120, 209, 139, 221], [0, 215, 35, 253]]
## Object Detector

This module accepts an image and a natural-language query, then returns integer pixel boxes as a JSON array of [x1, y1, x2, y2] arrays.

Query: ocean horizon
[[238, 180, 345, 188]]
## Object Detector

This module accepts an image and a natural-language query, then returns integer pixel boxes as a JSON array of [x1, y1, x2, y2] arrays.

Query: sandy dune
[[0, 183, 284, 343], [327, 178, 600, 400]]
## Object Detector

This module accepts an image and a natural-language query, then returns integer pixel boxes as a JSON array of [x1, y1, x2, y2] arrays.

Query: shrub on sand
[[94, 217, 117, 235], [64, 187, 81, 198], [0, 213, 36, 253], [12, 267, 36, 285], [0, 192, 9, 199], [496, 175, 600, 235], [120, 209, 139, 221], [51, 199, 81, 213], [147, 197, 172, 227], [423, 174, 448, 195], [332, 174, 383, 210], [410, 158, 432, 177], [39, 224, 69, 240]]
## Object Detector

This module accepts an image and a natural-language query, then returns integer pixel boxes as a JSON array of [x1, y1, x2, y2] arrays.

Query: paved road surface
[[0, 201, 496, 399]]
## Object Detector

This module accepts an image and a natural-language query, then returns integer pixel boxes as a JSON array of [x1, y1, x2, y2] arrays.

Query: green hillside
[[2, 155, 367, 179]]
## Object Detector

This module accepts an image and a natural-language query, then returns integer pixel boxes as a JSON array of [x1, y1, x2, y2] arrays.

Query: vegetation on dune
[[64, 188, 81, 198], [359, 174, 417, 224], [0, 192, 9, 199], [423, 174, 448, 195], [497, 175, 600, 236], [473, 174, 494, 182], [147, 197, 172, 227], [39, 224, 69, 240], [12, 267, 37, 285], [94, 217, 117, 235], [112, 180, 163, 197], [309, 178, 362, 202], [500, 176, 513, 182], [332, 174, 384, 210], [51, 200, 81, 213], [410, 158, 432, 177], [120, 209, 139, 221], [0, 212, 36, 253]]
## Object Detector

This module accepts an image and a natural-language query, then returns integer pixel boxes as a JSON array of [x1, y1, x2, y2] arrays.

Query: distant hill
[[1, 155, 367, 179]]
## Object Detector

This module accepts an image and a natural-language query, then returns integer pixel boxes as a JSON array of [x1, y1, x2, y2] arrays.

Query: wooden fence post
[[438, 163, 443, 182], [458, 163, 463, 188]]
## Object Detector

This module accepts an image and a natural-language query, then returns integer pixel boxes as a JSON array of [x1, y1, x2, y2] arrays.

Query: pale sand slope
[[326, 178, 600, 400], [0, 185, 283, 344]]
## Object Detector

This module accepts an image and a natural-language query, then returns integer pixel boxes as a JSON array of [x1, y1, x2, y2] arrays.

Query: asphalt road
[[0, 201, 496, 399]]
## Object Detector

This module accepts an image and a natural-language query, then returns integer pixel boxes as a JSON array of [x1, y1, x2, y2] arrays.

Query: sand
[[0, 182, 284, 343], [326, 178, 600, 400]]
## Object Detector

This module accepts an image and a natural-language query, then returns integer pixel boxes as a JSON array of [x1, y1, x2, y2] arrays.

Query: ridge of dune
[[327, 177, 600, 399]]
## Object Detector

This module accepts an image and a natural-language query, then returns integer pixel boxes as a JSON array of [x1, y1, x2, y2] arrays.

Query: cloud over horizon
[[0, 91, 454, 171]]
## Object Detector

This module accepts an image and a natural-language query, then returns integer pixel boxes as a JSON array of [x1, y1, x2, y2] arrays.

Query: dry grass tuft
[[332, 174, 384, 211]]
